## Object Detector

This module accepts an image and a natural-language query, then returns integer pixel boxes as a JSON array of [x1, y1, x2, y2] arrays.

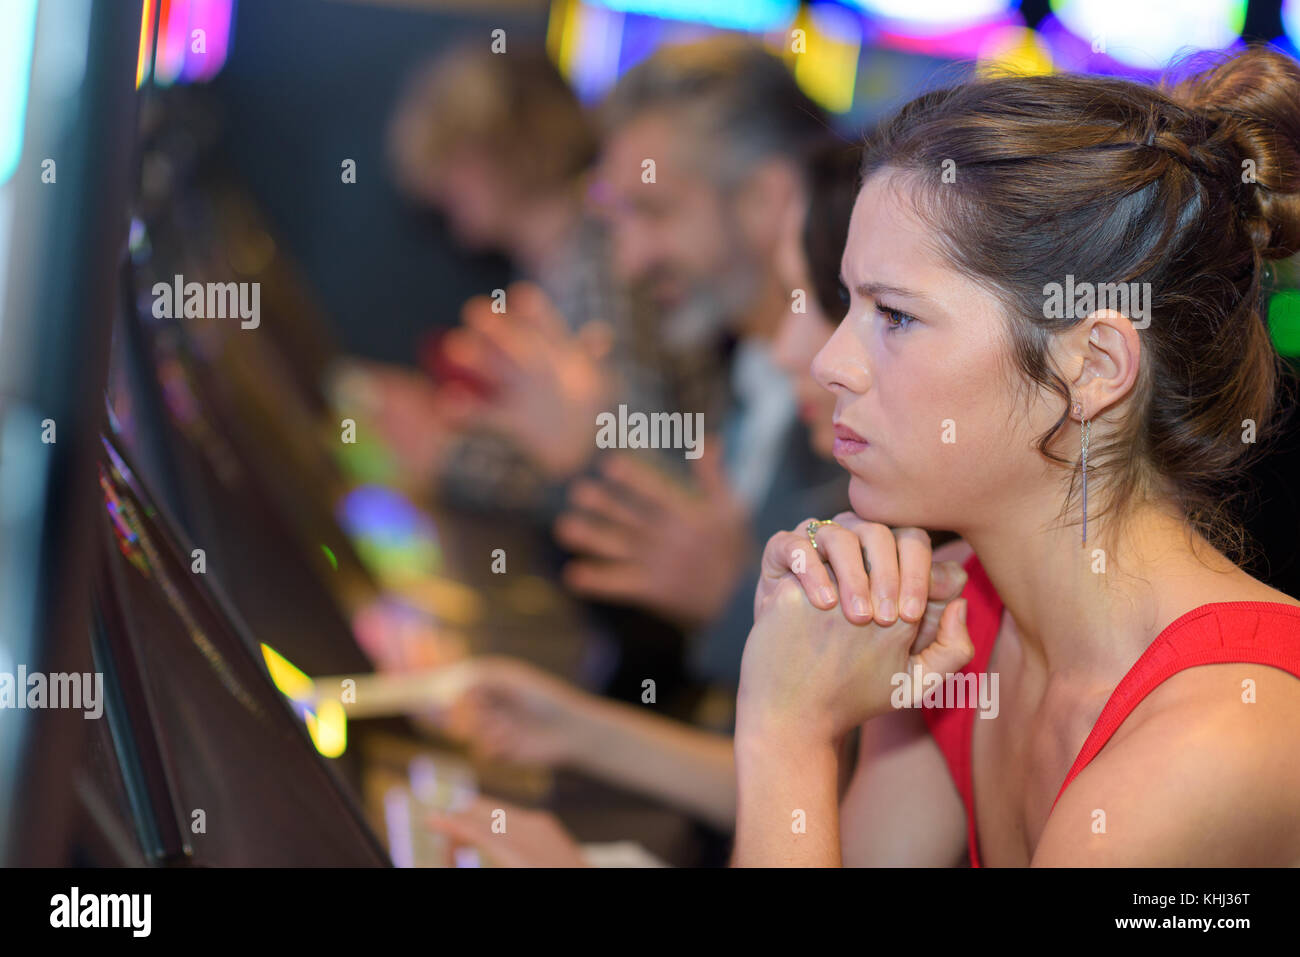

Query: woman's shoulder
[[1038, 638, 1300, 864]]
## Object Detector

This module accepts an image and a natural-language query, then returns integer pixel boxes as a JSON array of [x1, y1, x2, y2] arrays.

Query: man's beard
[[651, 255, 763, 352]]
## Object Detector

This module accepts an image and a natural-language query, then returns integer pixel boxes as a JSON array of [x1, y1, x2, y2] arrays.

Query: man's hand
[[554, 447, 753, 628], [433, 281, 614, 480]]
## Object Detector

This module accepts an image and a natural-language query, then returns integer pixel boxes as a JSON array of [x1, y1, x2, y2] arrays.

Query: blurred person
[[526, 38, 847, 702], [336, 42, 618, 509], [734, 47, 1300, 866]]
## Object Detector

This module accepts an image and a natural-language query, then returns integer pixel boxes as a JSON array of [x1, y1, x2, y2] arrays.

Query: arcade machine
[[0, 0, 142, 867]]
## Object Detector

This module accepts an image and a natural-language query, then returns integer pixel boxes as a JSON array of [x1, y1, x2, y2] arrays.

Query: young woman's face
[[813, 172, 1061, 530], [772, 198, 837, 459]]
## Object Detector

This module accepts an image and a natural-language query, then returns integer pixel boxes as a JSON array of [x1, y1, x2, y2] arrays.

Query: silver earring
[[1073, 402, 1090, 546]]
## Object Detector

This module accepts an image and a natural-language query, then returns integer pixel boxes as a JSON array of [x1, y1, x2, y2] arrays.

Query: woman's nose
[[812, 316, 868, 396]]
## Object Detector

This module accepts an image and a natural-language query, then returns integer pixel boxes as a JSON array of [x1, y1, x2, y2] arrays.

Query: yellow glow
[[976, 26, 1054, 78], [260, 643, 348, 758], [135, 0, 155, 89], [788, 7, 860, 114], [306, 700, 348, 759], [260, 642, 315, 701], [548, 0, 581, 79]]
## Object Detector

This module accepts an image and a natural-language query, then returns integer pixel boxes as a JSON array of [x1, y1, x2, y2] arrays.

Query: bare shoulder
[[932, 537, 974, 566], [1032, 661, 1300, 865]]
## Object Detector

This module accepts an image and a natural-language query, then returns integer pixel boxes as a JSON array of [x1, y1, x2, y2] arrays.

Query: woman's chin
[[847, 477, 922, 528]]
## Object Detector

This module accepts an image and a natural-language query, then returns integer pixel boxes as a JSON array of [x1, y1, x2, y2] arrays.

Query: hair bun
[[1165, 46, 1300, 260]]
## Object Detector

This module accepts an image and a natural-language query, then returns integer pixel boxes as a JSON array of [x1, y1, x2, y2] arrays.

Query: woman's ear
[[1067, 309, 1142, 420]]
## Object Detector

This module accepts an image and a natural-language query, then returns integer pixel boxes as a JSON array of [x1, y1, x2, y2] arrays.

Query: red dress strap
[[1049, 600, 1300, 812], [921, 550, 1300, 868]]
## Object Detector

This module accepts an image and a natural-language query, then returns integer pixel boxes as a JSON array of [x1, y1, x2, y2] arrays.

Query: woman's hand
[[425, 795, 589, 868], [738, 577, 972, 745], [439, 656, 597, 766], [754, 513, 968, 655]]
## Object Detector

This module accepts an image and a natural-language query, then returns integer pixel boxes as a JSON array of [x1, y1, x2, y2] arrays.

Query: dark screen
[[94, 432, 389, 866]]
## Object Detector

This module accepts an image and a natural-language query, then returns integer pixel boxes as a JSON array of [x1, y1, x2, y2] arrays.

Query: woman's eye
[[876, 304, 917, 332], [837, 282, 851, 305]]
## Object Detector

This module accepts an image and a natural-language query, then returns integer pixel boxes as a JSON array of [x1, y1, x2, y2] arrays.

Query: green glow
[[1267, 290, 1300, 358]]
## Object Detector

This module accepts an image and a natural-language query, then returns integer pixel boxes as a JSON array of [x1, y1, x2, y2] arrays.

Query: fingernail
[[852, 596, 870, 618], [878, 598, 896, 622], [903, 597, 922, 619], [819, 587, 836, 606]]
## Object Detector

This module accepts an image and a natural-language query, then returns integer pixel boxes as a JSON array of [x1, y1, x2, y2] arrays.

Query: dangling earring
[[1073, 401, 1090, 545]]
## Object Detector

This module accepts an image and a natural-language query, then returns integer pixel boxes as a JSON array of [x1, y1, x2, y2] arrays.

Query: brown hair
[[388, 44, 597, 199], [861, 46, 1300, 564], [803, 138, 862, 319]]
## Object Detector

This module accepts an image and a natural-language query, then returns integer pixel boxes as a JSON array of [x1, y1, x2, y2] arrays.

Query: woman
[[736, 47, 1300, 866]]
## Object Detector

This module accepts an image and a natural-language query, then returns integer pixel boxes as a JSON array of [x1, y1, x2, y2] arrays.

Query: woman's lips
[[832, 423, 869, 457]]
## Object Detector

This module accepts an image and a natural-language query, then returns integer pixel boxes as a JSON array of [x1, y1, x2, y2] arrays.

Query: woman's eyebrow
[[839, 274, 932, 304]]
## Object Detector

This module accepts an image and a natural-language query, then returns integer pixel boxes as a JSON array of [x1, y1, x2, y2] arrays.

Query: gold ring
[[806, 519, 837, 552]]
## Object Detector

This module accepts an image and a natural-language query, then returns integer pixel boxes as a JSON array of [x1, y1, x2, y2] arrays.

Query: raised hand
[[433, 281, 614, 480], [554, 446, 753, 628]]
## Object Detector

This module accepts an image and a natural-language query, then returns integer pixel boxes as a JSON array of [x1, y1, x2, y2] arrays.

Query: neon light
[[1285, 0, 1300, 52], [976, 24, 1054, 76], [0, 0, 38, 185], [1049, 0, 1246, 70], [792, 4, 861, 114], [136, 0, 156, 89], [873, 12, 1023, 59], [1268, 291, 1300, 358], [182, 0, 233, 83], [153, 0, 185, 86], [261, 643, 315, 701], [260, 643, 346, 758], [843, 0, 1014, 34], [584, 0, 797, 32]]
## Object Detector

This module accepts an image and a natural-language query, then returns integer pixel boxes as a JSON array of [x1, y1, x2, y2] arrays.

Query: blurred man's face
[[592, 110, 763, 346], [427, 148, 513, 250]]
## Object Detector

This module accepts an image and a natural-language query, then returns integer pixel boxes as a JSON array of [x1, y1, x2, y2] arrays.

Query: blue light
[[1284, 0, 1300, 51], [585, 0, 798, 32], [842, 0, 1015, 32], [0, 0, 39, 185]]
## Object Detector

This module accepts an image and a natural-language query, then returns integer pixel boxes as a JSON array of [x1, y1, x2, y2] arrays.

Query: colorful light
[[582, 0, 797, 32], [260, 643, 347, 759], [549, 0, 627, 103], [1268, 290, 1300, 358], [790, 3, 862, 114], [0, 0, 38, 185], [337, 485, 441, 586], [136, 0, 157, 88], [868, 8, 1026, 60], [843, 0, 1016, 34], [147, 0, 235, 88], [976, 24, 1054, 76], [1285, 0, 1300, 52], [1048, 0, 1246, 70]]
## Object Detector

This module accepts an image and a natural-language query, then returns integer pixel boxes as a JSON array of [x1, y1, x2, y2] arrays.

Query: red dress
[[921, 551, 1300, 867]]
